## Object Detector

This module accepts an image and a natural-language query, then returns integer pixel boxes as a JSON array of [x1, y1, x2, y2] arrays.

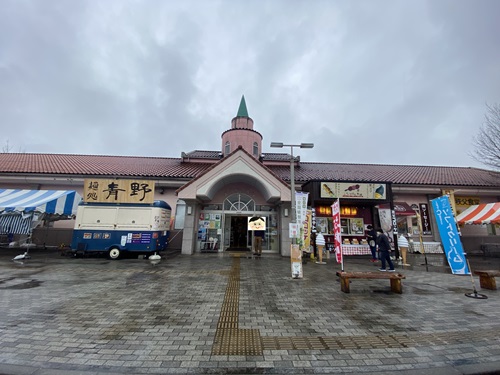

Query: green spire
[[236, 95, 248, 117]]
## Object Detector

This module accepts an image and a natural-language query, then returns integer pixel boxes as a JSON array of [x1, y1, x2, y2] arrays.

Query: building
[[1, 96, 499, 255]]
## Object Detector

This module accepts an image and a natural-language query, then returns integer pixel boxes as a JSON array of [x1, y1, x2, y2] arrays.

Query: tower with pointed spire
[[221, 95, 263, 158]]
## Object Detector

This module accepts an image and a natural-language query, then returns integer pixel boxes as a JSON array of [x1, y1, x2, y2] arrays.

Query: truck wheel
[[109, 247, 121, 260]]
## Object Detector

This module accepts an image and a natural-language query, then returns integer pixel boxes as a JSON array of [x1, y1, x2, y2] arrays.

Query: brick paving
[[0, 248, 499, 374]]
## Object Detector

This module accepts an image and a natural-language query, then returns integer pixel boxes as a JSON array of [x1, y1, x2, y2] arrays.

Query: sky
[[1, 0, 499, 168]]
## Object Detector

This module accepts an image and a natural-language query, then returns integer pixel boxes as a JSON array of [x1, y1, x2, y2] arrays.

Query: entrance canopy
[[0, 189, 81, 215], [379, 202, 416, 216], [456, 202, 500, 225]]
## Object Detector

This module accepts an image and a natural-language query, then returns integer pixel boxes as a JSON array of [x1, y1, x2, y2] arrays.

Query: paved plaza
[[0, 248, 499, 375]]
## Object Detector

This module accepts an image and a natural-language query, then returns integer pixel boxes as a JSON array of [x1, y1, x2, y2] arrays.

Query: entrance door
[[229, 216, 248, 250]]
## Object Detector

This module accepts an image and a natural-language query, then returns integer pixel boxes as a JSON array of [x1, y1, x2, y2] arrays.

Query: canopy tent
[[456, 202, 500, 225], [0, 189, 82, 235], [0, 189, 81, 215]]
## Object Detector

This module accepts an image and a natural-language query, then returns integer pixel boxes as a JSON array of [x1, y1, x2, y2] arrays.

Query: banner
[[331, 199, 342, 264], [377, 207, 395, 250], [431, 196, 470, 275], [295, 192, 309, 224], [303, 210, 312, 251]]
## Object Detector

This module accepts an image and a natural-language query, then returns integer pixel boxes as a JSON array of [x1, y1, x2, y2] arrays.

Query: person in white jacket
[[398, 234, 410, 266]]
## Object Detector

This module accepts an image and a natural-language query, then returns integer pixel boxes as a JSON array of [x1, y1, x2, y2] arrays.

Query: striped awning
[[0, 213, 33, 235], [456, 202, 500, 225], [0, 189, 82, 215]]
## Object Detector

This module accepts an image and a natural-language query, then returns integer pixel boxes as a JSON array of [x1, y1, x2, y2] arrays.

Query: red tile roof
[[0, 153, 499, 188], [273, 162, 500, 187], [0, 153, 210, 179]]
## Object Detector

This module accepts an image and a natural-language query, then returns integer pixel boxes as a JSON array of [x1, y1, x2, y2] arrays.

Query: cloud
[[0, 0, 499, 169]]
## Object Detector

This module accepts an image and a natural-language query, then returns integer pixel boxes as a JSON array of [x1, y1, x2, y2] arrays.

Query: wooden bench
[[474, 270, 500, 290], [336, 271, 406, 294]]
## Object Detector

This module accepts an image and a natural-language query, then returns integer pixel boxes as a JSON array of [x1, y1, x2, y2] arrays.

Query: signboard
[[419, 203, 432, 235], [289, 223, 300, 238], [320, 182, 386, 200], [455, 197, 480, 206], [431, 196, 469, 275], [84, 179, 155, 204]]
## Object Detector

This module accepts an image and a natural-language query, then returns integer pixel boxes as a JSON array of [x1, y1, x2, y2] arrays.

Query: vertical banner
[[291, 192, 308, 279], [303, 210, 312, 252], [331, 199, 342, 266], [419, 203, 432, 235], [377, 207, 395, 250], [295, 192, 309, 224], [291, 244, 303, 279], [431, 196, 470, 275], [295, 192, 309, 250]]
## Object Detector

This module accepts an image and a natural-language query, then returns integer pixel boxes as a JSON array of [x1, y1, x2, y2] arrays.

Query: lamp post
[[270, 142, 314, 243]]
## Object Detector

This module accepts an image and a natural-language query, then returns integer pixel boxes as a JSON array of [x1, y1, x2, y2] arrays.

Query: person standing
[[253, 230, 264, 256], [376, 228, 395, 272], [366, 225, 377, 262], [398, 234, 410, 266]]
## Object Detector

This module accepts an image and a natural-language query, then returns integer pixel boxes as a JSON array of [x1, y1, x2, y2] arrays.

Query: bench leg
[[479, 275, 497, 290], [340, 277, 350, 293], [390, 279, 403, 294]]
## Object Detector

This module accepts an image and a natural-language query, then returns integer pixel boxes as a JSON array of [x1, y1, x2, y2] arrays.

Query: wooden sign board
[[84, 179, 155, 204], [320, 182, 386, 200]]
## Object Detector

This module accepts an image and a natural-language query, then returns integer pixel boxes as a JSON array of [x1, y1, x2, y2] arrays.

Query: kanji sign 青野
[[84, 179, 155, 204]]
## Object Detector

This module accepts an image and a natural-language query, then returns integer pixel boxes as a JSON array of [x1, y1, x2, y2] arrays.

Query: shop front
[[303, 181, 391, 256], [177, 149, 292, 255], [196, 196, 280, 253]]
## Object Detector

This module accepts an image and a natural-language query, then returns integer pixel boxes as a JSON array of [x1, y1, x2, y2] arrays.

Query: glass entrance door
[[228, 216, 249, 250]]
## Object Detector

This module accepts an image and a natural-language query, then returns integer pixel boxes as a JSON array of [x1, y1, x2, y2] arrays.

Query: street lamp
[[270, 142, 314, 243]]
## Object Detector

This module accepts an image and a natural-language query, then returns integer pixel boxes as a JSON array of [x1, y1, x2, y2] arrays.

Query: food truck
[[70, 201, 171, 259]]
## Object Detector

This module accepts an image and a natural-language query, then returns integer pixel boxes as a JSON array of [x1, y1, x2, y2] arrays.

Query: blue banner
[[431, 196, 470, 275]]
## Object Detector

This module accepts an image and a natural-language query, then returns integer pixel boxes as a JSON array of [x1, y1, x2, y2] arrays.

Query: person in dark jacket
[[376, 228, 395, 271], [366, 225, 377, 262]]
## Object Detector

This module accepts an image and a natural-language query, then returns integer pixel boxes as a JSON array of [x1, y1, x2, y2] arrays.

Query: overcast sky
[[1, 0, 499, 168]]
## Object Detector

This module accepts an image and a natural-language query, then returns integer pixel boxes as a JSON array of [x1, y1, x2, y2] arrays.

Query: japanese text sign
[[295, 192, 309, 224], [431, 196, 470, 275], [84, 179, 155, 204], [419, 203, 432, 235]]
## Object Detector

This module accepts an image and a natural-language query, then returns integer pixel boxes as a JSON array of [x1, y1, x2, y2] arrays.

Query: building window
[[225, 141, 230, 155], [253, 142, 258, 157], [174, 199, 186, 229], [224, 194, 255, 212]]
